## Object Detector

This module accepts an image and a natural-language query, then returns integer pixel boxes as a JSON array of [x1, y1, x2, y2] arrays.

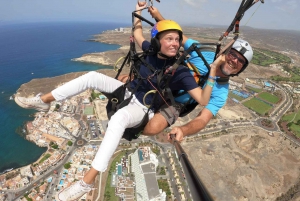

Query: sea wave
[[1, 168, 13, 175]]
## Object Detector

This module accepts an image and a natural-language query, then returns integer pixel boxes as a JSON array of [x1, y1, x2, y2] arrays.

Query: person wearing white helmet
[[142, 6, 254, 141], [229, 38, 253, 76]]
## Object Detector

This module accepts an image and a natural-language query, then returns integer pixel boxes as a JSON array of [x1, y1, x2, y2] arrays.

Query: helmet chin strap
[[158, 52, 174, 59]]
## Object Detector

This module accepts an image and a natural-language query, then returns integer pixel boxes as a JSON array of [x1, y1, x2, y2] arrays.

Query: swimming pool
[[138, 149, 144, 161], [47, 177, 53, 183], [118, 165, 122, 175], [59, 179, 64, 185]]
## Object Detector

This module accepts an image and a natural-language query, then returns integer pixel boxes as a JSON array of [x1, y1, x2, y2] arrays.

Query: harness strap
[[192, 44, 212, 70], [122, 81, 158, 141], [163, 72, 176, 109], [216, 77, 229, 84], [115, 51, 130, 80], [139, 55, 159, 73]]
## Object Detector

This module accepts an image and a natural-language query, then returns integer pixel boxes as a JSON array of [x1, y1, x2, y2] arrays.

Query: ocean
[[0, 21, 127, 173]]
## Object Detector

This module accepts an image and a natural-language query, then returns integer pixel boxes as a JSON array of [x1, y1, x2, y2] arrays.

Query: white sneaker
[[14, 94, 50, 112], [55, 180, 93, 201]]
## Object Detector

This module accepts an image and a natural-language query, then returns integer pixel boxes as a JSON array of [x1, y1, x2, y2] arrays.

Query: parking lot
[[87, 119, 102, 139]]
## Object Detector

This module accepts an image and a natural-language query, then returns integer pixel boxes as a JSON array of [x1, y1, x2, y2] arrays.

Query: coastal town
[[0, 85, 195, 201], [0, 26, 300, 201]]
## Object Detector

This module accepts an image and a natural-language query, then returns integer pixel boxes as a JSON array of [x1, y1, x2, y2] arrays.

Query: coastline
[[4, 28, 132, 177], [5, 24, 300, 200], [15, 29, 134, 97], [8, 26, 298, 176], [0, 121, 49, 177]]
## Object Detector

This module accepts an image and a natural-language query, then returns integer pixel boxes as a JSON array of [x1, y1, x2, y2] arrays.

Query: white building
[[131, 147, 166, 201]]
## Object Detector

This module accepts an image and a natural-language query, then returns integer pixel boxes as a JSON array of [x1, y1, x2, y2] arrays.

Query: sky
[[0, 0, 299, 31]]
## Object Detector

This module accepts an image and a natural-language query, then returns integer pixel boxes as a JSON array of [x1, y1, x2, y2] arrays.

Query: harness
[[163, 43, 230, 117], [102, 0, 263, 141], [104, 46, 183, 140]]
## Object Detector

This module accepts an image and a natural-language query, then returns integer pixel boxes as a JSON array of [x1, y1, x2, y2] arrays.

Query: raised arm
[[187, 54, 226, 105], [133, 2, 147, 48]]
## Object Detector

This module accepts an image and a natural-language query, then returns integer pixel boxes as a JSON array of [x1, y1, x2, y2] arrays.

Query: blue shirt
[[176, 38, 229, 116], [130, 40, 198, 111]]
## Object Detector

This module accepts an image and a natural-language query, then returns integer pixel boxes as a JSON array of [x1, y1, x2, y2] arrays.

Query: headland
[[3, 26, 300, 201]]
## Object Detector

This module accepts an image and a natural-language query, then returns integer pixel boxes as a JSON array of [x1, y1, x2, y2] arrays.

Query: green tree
[[64, 162, 72, 169], [104, 191, 111, 200], [67, 141, 73, 146], [91, 90, 101, 100], [51, 144, 58, 149], [55, 104, 60, 109]]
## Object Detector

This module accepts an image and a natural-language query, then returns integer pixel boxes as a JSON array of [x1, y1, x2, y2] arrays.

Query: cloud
[[286, 0, 297, 10], [208, 12, 219, 19], [275, 0, 297, 13], [221, 0, 245, 3], [181, 0, 207, 7]]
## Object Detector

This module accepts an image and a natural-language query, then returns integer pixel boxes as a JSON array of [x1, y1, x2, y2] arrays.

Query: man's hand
[[136, 1, 147, 11], [167, 127, 185, 142], [148, 6, 164, 21], [211, 54, 226, 70]]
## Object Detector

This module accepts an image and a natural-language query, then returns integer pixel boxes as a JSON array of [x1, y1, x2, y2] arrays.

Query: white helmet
[[231, 38, 253, 75]]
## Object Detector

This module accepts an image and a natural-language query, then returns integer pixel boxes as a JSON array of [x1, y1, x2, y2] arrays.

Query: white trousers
[[52, 71, 153, 172]]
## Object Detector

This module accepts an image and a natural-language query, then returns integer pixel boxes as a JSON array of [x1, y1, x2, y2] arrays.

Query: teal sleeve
[[184, 38, 215, 76], [205, 83, 229, 116]]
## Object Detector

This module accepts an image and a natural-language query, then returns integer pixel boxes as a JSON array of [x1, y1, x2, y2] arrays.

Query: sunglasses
[[226, 50, 246, 68]]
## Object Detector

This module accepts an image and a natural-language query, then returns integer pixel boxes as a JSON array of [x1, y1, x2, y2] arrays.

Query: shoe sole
[[55, 190, 64, 201], [55, 190, 63, 201], [55, 187, 87, 201], [14, 96, 49, 112]]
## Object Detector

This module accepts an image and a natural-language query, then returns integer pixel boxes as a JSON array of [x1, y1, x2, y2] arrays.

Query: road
[[7, 136, 85, 200], [5, 80, 300, 201]]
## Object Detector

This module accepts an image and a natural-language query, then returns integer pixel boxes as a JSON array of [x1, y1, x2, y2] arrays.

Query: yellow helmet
[[151, 20, 183, 39]]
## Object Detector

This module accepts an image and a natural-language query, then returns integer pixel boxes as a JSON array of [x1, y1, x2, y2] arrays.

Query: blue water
[[138, 149, 144, 161], [118, 164, 122, 175], [47, 177, 53, 183], [0, 21, 128, 173], [59, 179, 64, 185]]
